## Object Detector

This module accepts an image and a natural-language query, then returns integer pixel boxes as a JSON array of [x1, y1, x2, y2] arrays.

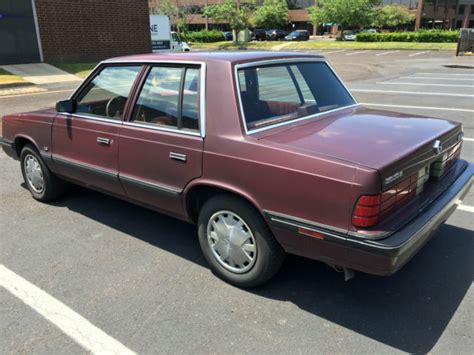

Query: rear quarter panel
[[190, 60, 380, 237]]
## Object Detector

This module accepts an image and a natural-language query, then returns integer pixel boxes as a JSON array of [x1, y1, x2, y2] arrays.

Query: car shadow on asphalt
[[255, 223, 473, 353], [54, 187, 473, 354]]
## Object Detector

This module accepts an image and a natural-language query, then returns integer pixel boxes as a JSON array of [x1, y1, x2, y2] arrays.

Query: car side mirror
[[56, 99, 75, 113]]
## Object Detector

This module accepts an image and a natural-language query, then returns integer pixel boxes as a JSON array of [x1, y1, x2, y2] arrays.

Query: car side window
[[75, 66, 141, 120], [181, 68, 199, 131], [132, 66, 200, 132]]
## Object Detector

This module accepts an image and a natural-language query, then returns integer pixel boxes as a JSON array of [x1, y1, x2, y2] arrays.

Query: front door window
[[75, 66, 142, 120]]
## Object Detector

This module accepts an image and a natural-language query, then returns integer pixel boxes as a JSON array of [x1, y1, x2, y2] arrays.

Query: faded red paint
[[2, 52, 471, 276]]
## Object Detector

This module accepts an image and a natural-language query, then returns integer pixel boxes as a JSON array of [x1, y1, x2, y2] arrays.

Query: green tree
[[372, 5, 415, 29], [308, 0, 381, 36], [156, 0, 179, 30], [252, 0, 289, 29], [156, 0, 178, 18], [203, 0, 252, 43]]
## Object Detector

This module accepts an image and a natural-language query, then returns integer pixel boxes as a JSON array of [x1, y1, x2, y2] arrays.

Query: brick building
[[0, 0, 152, 65]]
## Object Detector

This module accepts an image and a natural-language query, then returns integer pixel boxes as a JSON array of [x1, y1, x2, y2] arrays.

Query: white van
[[150, 15, 191, 52]]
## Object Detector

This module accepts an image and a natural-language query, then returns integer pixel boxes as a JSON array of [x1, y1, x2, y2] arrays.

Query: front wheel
[[198, 195, 285, 288], [20, 144, 67, 202]]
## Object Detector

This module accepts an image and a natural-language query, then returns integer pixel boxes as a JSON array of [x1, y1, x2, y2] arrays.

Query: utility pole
[[462, 4, 472, 28], [205, 0, 208, 30], [312, 0, 319, 36], [415, 0, 423, 31]]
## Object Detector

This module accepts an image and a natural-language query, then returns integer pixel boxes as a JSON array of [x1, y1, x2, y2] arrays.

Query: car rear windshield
[[237, 61, 356, 132]]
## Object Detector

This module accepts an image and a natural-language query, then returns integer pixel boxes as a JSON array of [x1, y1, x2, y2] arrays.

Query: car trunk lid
[[258, 106, 463, 190]]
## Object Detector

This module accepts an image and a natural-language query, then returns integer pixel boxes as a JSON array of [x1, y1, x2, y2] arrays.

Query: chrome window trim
[[123, 121, 201, 137], [58, 112, 124, 125], [234, 58, 360, 135], [67, 60, 207, 138]]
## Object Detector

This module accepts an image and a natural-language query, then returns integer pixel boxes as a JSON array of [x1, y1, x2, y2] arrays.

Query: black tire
[[198, 194, 285, 288], [20, 144, 67, 202]]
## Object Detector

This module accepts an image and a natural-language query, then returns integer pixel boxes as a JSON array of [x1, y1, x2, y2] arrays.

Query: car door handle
[[169, 152, 187, 162], [97, 137, 111, 145]]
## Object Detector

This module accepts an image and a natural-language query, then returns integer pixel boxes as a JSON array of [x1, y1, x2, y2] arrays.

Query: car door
[[118, 63, 205, 217], [51, 65, 143, 196]]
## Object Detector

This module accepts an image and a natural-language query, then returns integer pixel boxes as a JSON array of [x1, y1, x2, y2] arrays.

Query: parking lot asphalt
[[1, 51, 473, 354]]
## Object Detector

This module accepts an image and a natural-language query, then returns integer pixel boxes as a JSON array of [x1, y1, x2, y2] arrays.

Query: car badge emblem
[[432, 140, 442, 155], [384, 170, 404, 186]]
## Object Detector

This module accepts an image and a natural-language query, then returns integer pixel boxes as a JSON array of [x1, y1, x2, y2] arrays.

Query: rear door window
[[131, 66, 200, 133]]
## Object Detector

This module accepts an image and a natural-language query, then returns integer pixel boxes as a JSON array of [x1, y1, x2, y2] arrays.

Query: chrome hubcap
[[24, 154, 44, 193], [207, 211, 257, 274]]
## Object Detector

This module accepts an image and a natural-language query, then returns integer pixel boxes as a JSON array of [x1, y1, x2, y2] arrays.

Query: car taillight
[[352, 194, 381, 228]]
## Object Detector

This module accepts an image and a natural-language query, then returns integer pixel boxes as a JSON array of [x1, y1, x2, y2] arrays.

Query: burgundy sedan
[[1, 52, 472, 287]]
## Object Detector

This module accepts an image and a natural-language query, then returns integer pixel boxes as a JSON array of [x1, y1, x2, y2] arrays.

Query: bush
[[357, 30, 459, 43], [181, 30, 225, 43]]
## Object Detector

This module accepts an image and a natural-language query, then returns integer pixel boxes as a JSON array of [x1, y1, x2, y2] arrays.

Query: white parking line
[[346, 50, 371, 56], [408, 51, 431, 57], [463, 137, 474, 142], [458, 204, 474, 213], [0, 265, 136, 355], [350, 89, 474, 98], [400, 77, 474, 81], [360, 103, 474, 113], [377, 82, 474, 88], [323, 50, 346, 55], [376, 50, 400, 56], [416, 73, 474, 76]]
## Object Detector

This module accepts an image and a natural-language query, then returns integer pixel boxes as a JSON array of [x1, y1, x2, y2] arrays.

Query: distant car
[[285, 30, 310, 41], [171, 31, 191, 52], [342, 30, 359, 41], [363, 28, 381, 33], [2, 51, 472, 288], [251, 29, 267, 41], [266, 29, 287, 41], [181, 41, 191, 52], [223, 31, 233, 41]]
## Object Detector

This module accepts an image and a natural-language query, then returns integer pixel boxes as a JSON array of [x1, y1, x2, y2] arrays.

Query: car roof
[[103, 51, 324, 65]]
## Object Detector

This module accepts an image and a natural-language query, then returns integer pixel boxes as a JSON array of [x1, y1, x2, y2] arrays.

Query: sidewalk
[[0, 63, 81, 85]]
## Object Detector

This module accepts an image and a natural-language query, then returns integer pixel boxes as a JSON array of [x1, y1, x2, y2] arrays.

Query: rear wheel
[[198, 194, 285, 288], [20, 144, 67, 202]]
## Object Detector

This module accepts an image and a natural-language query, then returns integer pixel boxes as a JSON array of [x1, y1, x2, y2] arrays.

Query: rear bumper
[[0, 137, 18, 160], [267, 162, 473, 276]]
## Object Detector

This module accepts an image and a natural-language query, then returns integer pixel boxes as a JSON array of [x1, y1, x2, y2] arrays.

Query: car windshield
[[237, 61, 356, 132], [289, 31, 300, 36]]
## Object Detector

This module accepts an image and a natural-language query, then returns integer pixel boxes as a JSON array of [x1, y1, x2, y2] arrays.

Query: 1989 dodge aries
[[1, 52, 472, 287]]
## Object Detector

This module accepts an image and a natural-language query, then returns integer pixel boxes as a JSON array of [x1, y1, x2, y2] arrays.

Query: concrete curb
[[0, 82, 35, 90]]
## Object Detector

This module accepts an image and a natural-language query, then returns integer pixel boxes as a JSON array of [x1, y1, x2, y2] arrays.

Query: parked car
[[181, 41, 191, 52], [171, 31, 191, 51], [342, 30, 359, 41], [251, 29, 267, 41], [1, 52, 472, 287], [266, 29, 287, 40], [285, 30, 310, 41], [362, 28, 381, 33], [223, 31, 233, 41]]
